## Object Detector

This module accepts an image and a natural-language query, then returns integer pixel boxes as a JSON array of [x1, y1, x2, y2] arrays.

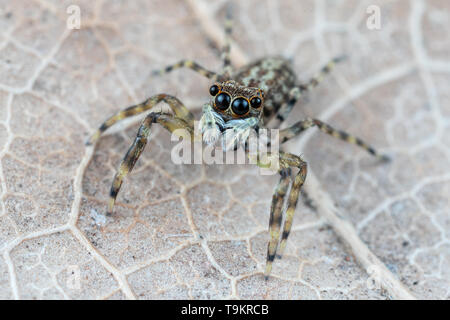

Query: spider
[[87, 10, 389, 279]]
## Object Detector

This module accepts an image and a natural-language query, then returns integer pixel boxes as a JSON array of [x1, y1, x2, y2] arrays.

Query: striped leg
[[151, 60, 217, 80], [107, 112, 193, 215], [272, 86, 302, 126], [220, 5, 234, 77], [87, 94, 194, 145], [264, 169, 291, 279], [274, 56, 346, 126], [277, 161, 307, 259], [279, 118, 390, 161], [261, 152, 308, 279], [297, 55, 346, 93]]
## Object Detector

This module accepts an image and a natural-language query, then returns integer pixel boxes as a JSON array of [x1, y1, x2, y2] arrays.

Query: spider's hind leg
[[298, 55, 346, 93], [279, 118, 390, 161], [153, 5, 235, 82], [274, 56, 346, 126], [220, 5, 234, 76]]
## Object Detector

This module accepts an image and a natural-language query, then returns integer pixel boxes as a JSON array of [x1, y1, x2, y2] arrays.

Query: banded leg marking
[[279, 118, 390, 161], [107, 112, 192, 215], [88, 94, 194, 145], [277, 162, 307, 259], [273, 87, 302, 126], [298, 55, 346, 93], [220, 5, 234, 77], [152, 60, 217, 80], [261, 152, 308, 279], [275, 56, 346, 125], [264, 169, 291, 278]]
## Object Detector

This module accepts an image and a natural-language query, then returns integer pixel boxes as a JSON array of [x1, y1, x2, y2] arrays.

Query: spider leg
[[270, 86, 301, 127], [151, 60, 218, 80], [258, 152, 307, 279], [277, 160, 307, 259], [274, 56, 346, 126], [220, 5, 234, 77], [107, 112, 193, 215], [297, 55, 346, 93], [279, 118, 390, 161], [87, 94, 194, 145], [264, 168, 291, 279]]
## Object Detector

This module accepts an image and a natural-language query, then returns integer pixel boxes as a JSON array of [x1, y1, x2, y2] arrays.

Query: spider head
[[199, 80, 264, 149], [209, 80, 264, 121]]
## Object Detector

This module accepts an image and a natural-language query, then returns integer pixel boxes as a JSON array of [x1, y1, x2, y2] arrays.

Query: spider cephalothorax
[[88, 9, 389, 279], [199, 80, 265, 149]]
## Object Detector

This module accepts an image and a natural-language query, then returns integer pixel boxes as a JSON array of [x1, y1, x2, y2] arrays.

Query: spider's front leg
[[87, 94, 194, 145], [265, 169, 291, 278], [259, 152, 308, 279], [89, 93, 195, 215], [107, 112, 193, 215]]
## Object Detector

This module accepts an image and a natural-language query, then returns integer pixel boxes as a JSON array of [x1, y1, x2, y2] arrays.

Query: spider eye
[[209, 85, 219, 96], [231, 98, 249, 116], [250, 97, 262, 109], [215, 92, 231, 110]]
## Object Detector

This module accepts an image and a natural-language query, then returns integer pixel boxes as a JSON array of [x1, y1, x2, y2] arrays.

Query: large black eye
[[250, 97, 262, 109], [209, 85, 219, 96], [215, 93, 231, 110], [231, 98, 249, 115]]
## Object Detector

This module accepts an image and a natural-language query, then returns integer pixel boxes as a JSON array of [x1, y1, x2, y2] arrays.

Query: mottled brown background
[[0, 0, 449, 299]]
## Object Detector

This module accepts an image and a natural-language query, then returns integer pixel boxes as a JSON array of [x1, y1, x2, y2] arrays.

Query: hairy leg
[[277, 161, 307, 259], [279, 118, 390, 161], [273, 56, 346, 126], [264, 169, 291, 278], [297, 55, 346, 93], [107, 112, 193, 215], [220, 5, 234, 77], [151, 6, 235, 81], [151, 60, 218, 80], [258, 152, 308, 279], [88, 94, 194, 145]]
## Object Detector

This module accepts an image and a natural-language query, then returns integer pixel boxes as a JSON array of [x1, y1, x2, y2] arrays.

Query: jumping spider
[[88, 11, 389, 279]]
